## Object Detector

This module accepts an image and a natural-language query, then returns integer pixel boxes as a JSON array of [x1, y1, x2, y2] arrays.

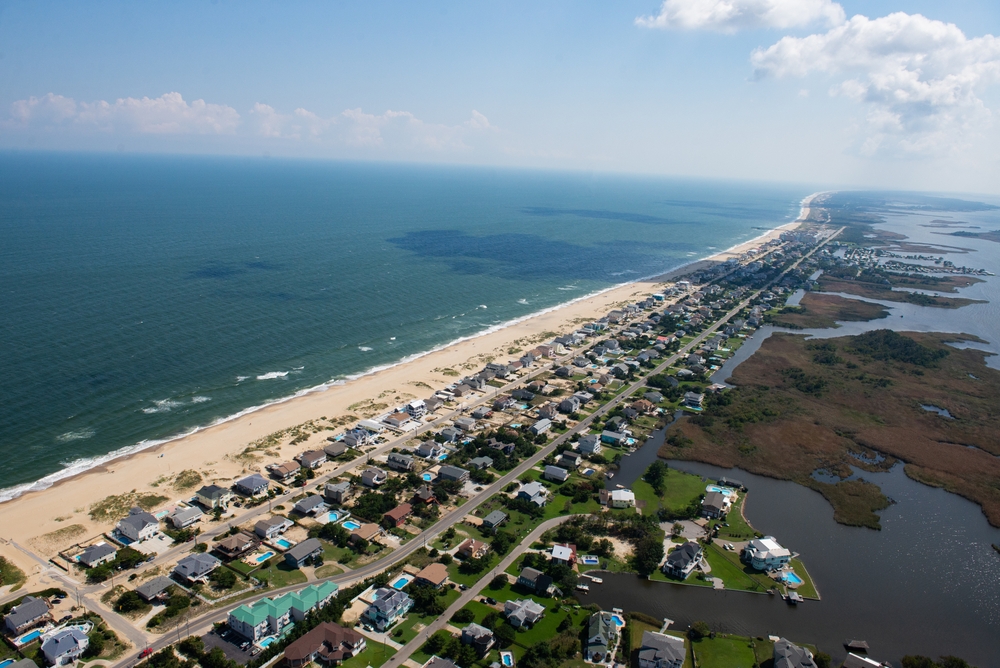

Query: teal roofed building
[[228, 581, 338, 642]]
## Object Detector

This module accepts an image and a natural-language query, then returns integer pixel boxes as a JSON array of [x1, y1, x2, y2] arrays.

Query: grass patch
[[690, 634, 756, 668], [701, 544, 770, 593], [788, 558, 818, 599], [173, 470, 203, 491], [340, 643, 396, 668], [0, 557, 27, 589], [253, 561, 308, 588], [89, 492, 169, 522]]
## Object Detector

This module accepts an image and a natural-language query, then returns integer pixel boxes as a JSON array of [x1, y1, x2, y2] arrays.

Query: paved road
[[381, 515, 580, 668]]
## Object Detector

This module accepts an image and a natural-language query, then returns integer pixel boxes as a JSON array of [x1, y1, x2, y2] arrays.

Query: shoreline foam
[[0, 209, 811, 506]]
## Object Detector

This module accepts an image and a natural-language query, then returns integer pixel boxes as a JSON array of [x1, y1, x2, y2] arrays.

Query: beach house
[[168, 506, 203, 530], [362, 588, 413, 631], [468, 456, 493, 470], [41, 628, 89, 666], [214, 532, 257, 560], [773, 638, 817, 668], [551, 544, 576, 565], [556, 452, 582, 469], [361, 468, 388, 487], [228, 582, 339, 642], [600, 431, 626, 446], [517, 482, 549, 506], [414, 563, 450, 588], [135, 576, 174, 603], [482, 510, 508, 530], [416, 441, 445, 459], [195, 484, 233, 509], [235, 473, 270, 497], [457, 539, 489, 560], [172, 553, 221, 584], [578, 434, 602, 456], [503, 599, 545, 628], [662, 542, 703, 579], [543, 465, 570, 483], [584, 611, 618, 663], [296, 450, 327, 470], [517, 567, 553, 595], [285, 538, 324, 569], [324, 481, 353, 504], [3, 596, 51, 635], [406, 399, 427, 418], [324, 441, 348, 459], [255, 516, 293, 540], [701, 491, 731, 519], [383, 503, 412, 528], [350, 523, 382, 546], [78, 543, 116, 568], [741, 537, 792, 571], [386, 452, 414, 472], [438, 465, 470, 482], [461, 624, 495, 656], [610, 489, 635, 509], [283, 622, 366, 668], [269, 462, 301, 483], [117, 507, 159, 543], [294, 495, 329, 517], [529, 419, 551, 436], [638, 631, 686, 668]]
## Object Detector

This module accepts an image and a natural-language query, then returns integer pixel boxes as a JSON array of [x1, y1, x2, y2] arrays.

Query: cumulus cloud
[[8, 91, 240, 134], [636, 0, 844, 32], [752, 12, 1000, 155]]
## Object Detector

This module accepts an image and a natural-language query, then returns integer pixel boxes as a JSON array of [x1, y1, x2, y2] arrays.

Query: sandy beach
[[0, 212, 807, 581]]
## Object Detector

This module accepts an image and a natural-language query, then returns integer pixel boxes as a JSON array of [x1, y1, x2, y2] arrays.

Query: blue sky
[[1, 0, 999, 193]]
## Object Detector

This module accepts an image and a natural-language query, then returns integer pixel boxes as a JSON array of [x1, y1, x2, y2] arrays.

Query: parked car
[[140, 648, 154, 659]]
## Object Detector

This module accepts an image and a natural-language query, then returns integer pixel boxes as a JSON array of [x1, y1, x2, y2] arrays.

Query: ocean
[[0, 152, 810, 500]]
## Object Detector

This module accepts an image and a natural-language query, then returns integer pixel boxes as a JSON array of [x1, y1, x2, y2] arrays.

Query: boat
[[585, 575, 603, 584], [606, 472, 614, 479], [576, 583, 590, 592]]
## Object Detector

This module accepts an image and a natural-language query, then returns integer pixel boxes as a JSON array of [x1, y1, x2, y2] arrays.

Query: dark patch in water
[[189, 264, 245, 280], [521, 207, 679, 225]]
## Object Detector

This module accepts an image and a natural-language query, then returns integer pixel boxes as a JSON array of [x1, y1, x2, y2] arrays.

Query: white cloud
[[636, 0, 844, 33], [752, 12, 1000, 155], [248, 103, 335, 139], [8, 92, 240, 134]]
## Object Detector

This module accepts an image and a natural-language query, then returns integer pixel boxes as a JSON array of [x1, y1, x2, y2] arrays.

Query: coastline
[[0, 202, 810, 571]]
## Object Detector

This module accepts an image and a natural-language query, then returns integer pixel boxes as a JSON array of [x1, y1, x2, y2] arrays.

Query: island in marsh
[[660, 329, 1000, 530], [765, 292, 890, 330]]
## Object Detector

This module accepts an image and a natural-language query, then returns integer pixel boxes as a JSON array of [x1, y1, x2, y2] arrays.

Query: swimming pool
[[17, 629, 43, 645], [343, 520, 362, 530], [258, 637, 277, 648], [611, 614, 625, 627], [782, 572, 804, 585], [581, 555, 600, 565], [500, 651, 514, 667], [422, 473, 433, 481], [582, 468, 595, 476], [706, 485, 736, 496], [274, 538, 293, 549], [255, 551, 276, 563], [0, 658, 16, 668], [437, 453, 448, 461], [509, 423, 522, 429], [391, 574, 413, 589], [323, 511, 341, 524]]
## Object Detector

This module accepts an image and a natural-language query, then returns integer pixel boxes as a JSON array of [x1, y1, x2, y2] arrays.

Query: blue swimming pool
[[437, 453, 448, 461], [782, 572, 804, 585], [391, 575, 412, 589], [343, 520, 362, 530], [1, 658, 17, 668], [255, 551, 276, 563], [500, 651, 514, 667], [259, 637, 276, 648], [706, 485, 735, 496], [422, 473, 433, 481], [17, 630, 42, 644], [324, 511, 341, 523], [581, 555, 600, 565], [611, 614, 625, 627], [275, 538, 292, 549]]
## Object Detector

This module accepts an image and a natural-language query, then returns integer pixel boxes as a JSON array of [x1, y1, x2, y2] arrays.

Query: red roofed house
[[382, 503, 413, 529]]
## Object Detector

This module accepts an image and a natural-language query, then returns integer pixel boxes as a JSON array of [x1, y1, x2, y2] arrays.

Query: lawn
[[788, 558, 819, 599], [711, 495, 756, 542], [701, 544, 770, 593], [390, 588, 463, 645], [511, 604, 588, 649], [447, 555, 502, 587], [253, 561, 308, 588], [340, 642, 396, 668], [453, 600, 496, 625], [631, 467, 706, 515], [690, 634, 756, 668], [648, 567, 711, 587]]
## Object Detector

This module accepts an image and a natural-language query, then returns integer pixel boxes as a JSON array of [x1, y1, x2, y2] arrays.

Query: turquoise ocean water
[[0, 153, 810, 500]]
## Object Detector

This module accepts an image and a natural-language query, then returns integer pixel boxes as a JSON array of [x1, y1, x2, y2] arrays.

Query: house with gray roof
[[662, 542, 702, 579], [578, 434, 602, 456], [584, 611, 618, 663], [386, 452, 414, 472], [773, 638, 817, 668], [255, 515, 293, 539], [78, 543, 116, 568], [324, 480, 353, 504], [3, 596, 51, 635], [503, 599, 545, 628], [293, 495, 328, 516], [362, 588, 413, 631], [468, 456, 493, 470], [169, 506, 204, 530], [482, 510, 508, 530], [529, 419, 551, 436], [361, 467, 388, 487], [195, 484, 233, 509], [324, 441, 348, 459], [638, 631, 686, 668], [117, 507, 159, 542], [416, 441, 445, 459], [173, 553, 221, 584], [136, 576, 175, 602], [517, 482, 549, 506], [543, 465, 569, 483], [438, 465, 469, 482], [41, 628, 88, 666], [285, 538, 324, 569], [235, 473, 270, 497], [461, 623, 495, 656]]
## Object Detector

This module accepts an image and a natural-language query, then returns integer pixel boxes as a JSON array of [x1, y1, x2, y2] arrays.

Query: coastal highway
[[107, 228, 836, 668]]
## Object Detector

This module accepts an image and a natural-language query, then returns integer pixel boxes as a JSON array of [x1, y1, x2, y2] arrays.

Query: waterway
[[589, 461, 1000, 667]]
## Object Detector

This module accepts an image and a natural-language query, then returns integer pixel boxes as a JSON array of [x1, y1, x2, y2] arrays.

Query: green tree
[[494, 623, 516, 648], [687, 621, 710, 640], [209, 568, 237, 590], [643, 461, 668, 496], [147, 647, 181, 668], [115, 591, 146, 613], [452, 608, 475, 624], [84, 631, 106, 658]]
